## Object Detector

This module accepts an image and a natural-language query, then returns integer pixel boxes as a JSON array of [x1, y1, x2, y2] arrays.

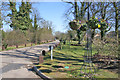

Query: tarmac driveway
[[0, 40, 59, 79]]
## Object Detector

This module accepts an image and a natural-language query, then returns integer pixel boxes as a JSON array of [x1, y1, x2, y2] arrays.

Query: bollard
[[42, 50, 46, 56], [49, 46, 50, 51], [2, 45, 5, 50], [49, 46, 54, 60], [53, 45, 56, 49], [16, 45, 18, 48], [51, 46, 53, 60], [39, 54, 44, 64], [55, 44, 57, 47], [49, 46, 51, 51], [25, 44, 26, 47]]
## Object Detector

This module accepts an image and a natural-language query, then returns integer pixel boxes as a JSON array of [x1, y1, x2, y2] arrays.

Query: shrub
[[93, 37, 119, 56], [4, 30, 28, 46]]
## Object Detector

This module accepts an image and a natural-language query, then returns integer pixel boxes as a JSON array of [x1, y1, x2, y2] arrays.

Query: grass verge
[[35, 42, 119, 78]]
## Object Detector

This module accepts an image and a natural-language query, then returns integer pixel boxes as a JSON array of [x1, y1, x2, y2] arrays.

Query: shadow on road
[[0, 41, 59, 61]]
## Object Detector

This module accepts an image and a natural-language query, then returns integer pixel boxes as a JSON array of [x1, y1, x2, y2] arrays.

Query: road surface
[[0, 40, 59, 79]]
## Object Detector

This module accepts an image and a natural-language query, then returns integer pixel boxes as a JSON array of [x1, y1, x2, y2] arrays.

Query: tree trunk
[[74, 1, 81, 44], [77, 30, 81, 44], [101, 30, 104, 40], [35, 31, 37, 45], [91, 29, 95, 42], [113, 2, 119, 44], [69, 39, 71, 49], [115, 6, 119, 44], [74, 1, 79, 21]]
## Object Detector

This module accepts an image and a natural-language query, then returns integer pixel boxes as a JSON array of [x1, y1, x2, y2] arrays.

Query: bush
[[4, 30, 28, 46], [37, 28, 54, 42], [93, 37, 119, 56], [3, 27, 54, 47]]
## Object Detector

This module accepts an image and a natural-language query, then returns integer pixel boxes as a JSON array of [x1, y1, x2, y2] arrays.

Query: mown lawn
[[35, 41, 118, 79]]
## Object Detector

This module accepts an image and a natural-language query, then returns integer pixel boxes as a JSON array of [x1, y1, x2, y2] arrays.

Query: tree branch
[[106, 23, 113, 32], [61, 0, 74, 6]]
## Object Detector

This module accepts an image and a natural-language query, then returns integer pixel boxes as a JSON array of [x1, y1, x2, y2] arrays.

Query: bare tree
[[62, 0, 91, 44], [113, 2, 119, 44]]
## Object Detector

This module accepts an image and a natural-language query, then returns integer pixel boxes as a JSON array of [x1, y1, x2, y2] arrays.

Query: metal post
[[51, 46, 53, 60], [51, 49, 53, 60], [79, 2, 96, 78]]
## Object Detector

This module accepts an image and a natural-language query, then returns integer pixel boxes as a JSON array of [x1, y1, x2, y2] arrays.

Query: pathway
[[0, 40, 59, 79]]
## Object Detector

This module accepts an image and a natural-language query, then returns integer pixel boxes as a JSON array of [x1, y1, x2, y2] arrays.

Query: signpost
[[49, 46, 53, 60]]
